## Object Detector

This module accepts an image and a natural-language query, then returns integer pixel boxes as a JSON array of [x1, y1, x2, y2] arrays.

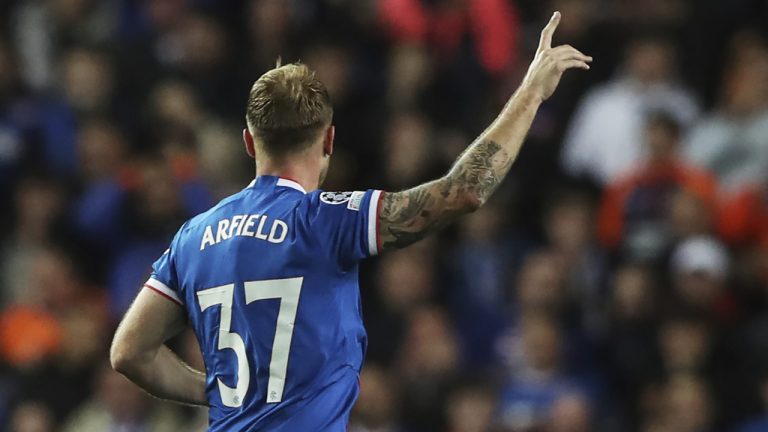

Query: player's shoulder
[[299, 189, 372, 214], [316, 190, 367, 208]]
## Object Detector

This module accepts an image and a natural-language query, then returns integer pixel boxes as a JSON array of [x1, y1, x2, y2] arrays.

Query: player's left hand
[[521, 11, 592, 102]]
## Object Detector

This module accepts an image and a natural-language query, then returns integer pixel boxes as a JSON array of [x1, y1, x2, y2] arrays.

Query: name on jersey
[[200, 214, 288, 250]]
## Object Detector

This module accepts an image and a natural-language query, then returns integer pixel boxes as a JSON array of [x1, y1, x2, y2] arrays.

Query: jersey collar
[[248, 176, 307, 194]]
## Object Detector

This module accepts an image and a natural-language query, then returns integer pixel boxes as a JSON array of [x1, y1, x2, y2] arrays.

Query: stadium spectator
[[148, 80, 244, 196], [245, 0, 300, 75], [366, 245, 436, 365], [642, 374, 714, 432], [445, 383, 496, 432], [349, 365, 401, 432], [543, 190, 606, 332], [61, 47, 115, 117], [496, 311, 595, 431], [70, 118, 128, 246], [718, 182, 768, 248], [562, 36, 699, 185], [10, 0, 116, 92], [396, 306, 459, 431], [377, 0, 520, 76], [0, 176, 66, 305], [513, 250, 566, 314], [105, 155, 210, 319], [658, 317, 712, 375], [61, 365, 185, 432], [597, 112, 717, 260], [0, 1, 766, 430], [33, 46, 116, 175], [669, 236, 732, 320], [683, 32, 768, 195], [736, 374, 768, 432], [0, 246, 107, 421], [448, 202, 513, 368], [386, 44, 431, 110], [548, 392, 593, 432], [8, 400, 55, 432], [383, 112, 434, 189], [602, 264, 661, 423], [0, 37, 38, 220]]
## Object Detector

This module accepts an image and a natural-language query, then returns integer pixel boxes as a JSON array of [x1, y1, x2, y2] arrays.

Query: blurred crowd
[[1, 0, 768, 431]]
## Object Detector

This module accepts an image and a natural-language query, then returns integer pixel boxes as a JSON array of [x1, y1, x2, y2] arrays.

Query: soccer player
[[110, 12, 590, 431]]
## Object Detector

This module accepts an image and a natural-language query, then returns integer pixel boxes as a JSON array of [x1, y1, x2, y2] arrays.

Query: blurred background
[[1, 0, 768, 431]]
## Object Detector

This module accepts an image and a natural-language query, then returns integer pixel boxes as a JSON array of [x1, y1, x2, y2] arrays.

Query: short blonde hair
[[246, 62, 333, 155]]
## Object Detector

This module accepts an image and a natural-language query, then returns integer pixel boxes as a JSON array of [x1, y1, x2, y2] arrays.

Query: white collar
[[247, 177, 307, 194], [275, 178, 307, 193]]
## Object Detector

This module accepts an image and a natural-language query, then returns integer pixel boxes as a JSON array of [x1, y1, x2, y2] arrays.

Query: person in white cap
[[671, 236, 730, 316]]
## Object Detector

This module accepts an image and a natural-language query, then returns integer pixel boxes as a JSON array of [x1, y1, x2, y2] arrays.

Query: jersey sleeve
[[144, 231, 184, 306], [304, 189, 384, 268]]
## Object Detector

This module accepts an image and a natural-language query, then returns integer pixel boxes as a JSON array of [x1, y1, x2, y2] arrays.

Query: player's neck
[[255, 159, 321, 192]]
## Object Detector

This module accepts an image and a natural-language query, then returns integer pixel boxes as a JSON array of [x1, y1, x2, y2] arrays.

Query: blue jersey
[[143, 176, 383, 431]]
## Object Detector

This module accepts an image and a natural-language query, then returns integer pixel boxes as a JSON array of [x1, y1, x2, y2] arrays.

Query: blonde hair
[[246, 62, 333, 155]]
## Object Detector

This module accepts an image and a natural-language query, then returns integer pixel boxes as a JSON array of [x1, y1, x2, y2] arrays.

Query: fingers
[[550, 45, 593, 63], [534, 12, 593, 75], [538, 11, 561, 52], [558, 59, 591, 71]]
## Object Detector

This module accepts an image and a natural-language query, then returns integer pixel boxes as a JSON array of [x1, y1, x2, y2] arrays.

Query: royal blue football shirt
[[143, 175, 383, 431]]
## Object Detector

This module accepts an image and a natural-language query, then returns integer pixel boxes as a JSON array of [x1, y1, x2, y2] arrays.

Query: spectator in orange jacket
[[597, 111, 718, 260], [719, 184, 768, 247], [717, 184, 768, 284]]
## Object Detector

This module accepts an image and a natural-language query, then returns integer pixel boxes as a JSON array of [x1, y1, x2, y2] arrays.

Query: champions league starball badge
[[320, 191, 354, 204]]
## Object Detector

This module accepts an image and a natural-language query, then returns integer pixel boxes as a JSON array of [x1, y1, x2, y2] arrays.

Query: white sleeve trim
[[367, 190, 382, 256], [144, 277, 183, 305]]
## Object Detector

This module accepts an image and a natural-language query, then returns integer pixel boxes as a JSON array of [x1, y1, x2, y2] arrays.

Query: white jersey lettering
[[201, 214, 289, 250]]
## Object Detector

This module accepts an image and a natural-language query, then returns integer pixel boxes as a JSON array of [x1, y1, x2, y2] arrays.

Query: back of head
[[246, 62, 333, 157]]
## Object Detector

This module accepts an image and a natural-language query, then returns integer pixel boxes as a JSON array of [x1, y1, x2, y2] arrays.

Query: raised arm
[[378, 12, 591, 251]]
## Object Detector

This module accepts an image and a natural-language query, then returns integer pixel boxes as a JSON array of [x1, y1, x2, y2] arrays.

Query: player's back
[[145, 176, 383, 431]]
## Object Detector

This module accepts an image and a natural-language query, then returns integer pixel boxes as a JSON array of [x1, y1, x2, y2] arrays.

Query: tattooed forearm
[[448, 139, 512, 203], [379, 139, 514, 250], [378, 86, 542, 252]]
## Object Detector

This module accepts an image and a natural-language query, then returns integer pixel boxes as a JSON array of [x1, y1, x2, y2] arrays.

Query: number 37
[[197, 277, 303, 407]]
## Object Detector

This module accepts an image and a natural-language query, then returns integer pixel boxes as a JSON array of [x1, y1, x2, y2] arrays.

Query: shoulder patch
[[347, 191, 365, 211], [320, 191, 354, 205]]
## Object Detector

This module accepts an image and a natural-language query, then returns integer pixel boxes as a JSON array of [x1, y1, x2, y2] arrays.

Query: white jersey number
[[197, 277, 303, 407]]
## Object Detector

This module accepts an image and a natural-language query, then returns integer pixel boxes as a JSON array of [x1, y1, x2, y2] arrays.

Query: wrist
[[516, 83, 545, 106]]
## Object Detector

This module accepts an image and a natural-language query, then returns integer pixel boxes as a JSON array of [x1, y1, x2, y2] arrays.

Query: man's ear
[[243, 128, 255, 158], [323, 126, 335, 156]]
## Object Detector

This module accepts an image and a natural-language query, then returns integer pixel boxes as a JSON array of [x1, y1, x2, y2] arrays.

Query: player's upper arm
[[377, 178, 481, 252], [303, 189, 384, 268], [111, 287, 187, 373], [112, 230, 187, 371], [145, 228, 186, 307]]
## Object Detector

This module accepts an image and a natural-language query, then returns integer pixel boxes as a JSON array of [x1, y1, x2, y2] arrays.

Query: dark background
[[1, 0, 768, 431]]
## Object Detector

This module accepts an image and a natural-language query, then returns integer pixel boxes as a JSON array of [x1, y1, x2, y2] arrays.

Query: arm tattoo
[[379, 139, 513, 251], [450, 139, 509, 203]]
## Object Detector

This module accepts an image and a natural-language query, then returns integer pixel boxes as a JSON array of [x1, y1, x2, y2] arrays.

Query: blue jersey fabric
[[144, 176, 383, 431]]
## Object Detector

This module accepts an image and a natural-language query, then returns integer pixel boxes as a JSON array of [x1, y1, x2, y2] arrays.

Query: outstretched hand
[[522, 12, 592, 101]]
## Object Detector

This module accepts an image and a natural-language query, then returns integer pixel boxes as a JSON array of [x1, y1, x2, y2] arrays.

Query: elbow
[[110, 346, 132, 375], [459, 190, 484, 213], [110, 340, 140, 375], [437, 176, 485, 213]]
